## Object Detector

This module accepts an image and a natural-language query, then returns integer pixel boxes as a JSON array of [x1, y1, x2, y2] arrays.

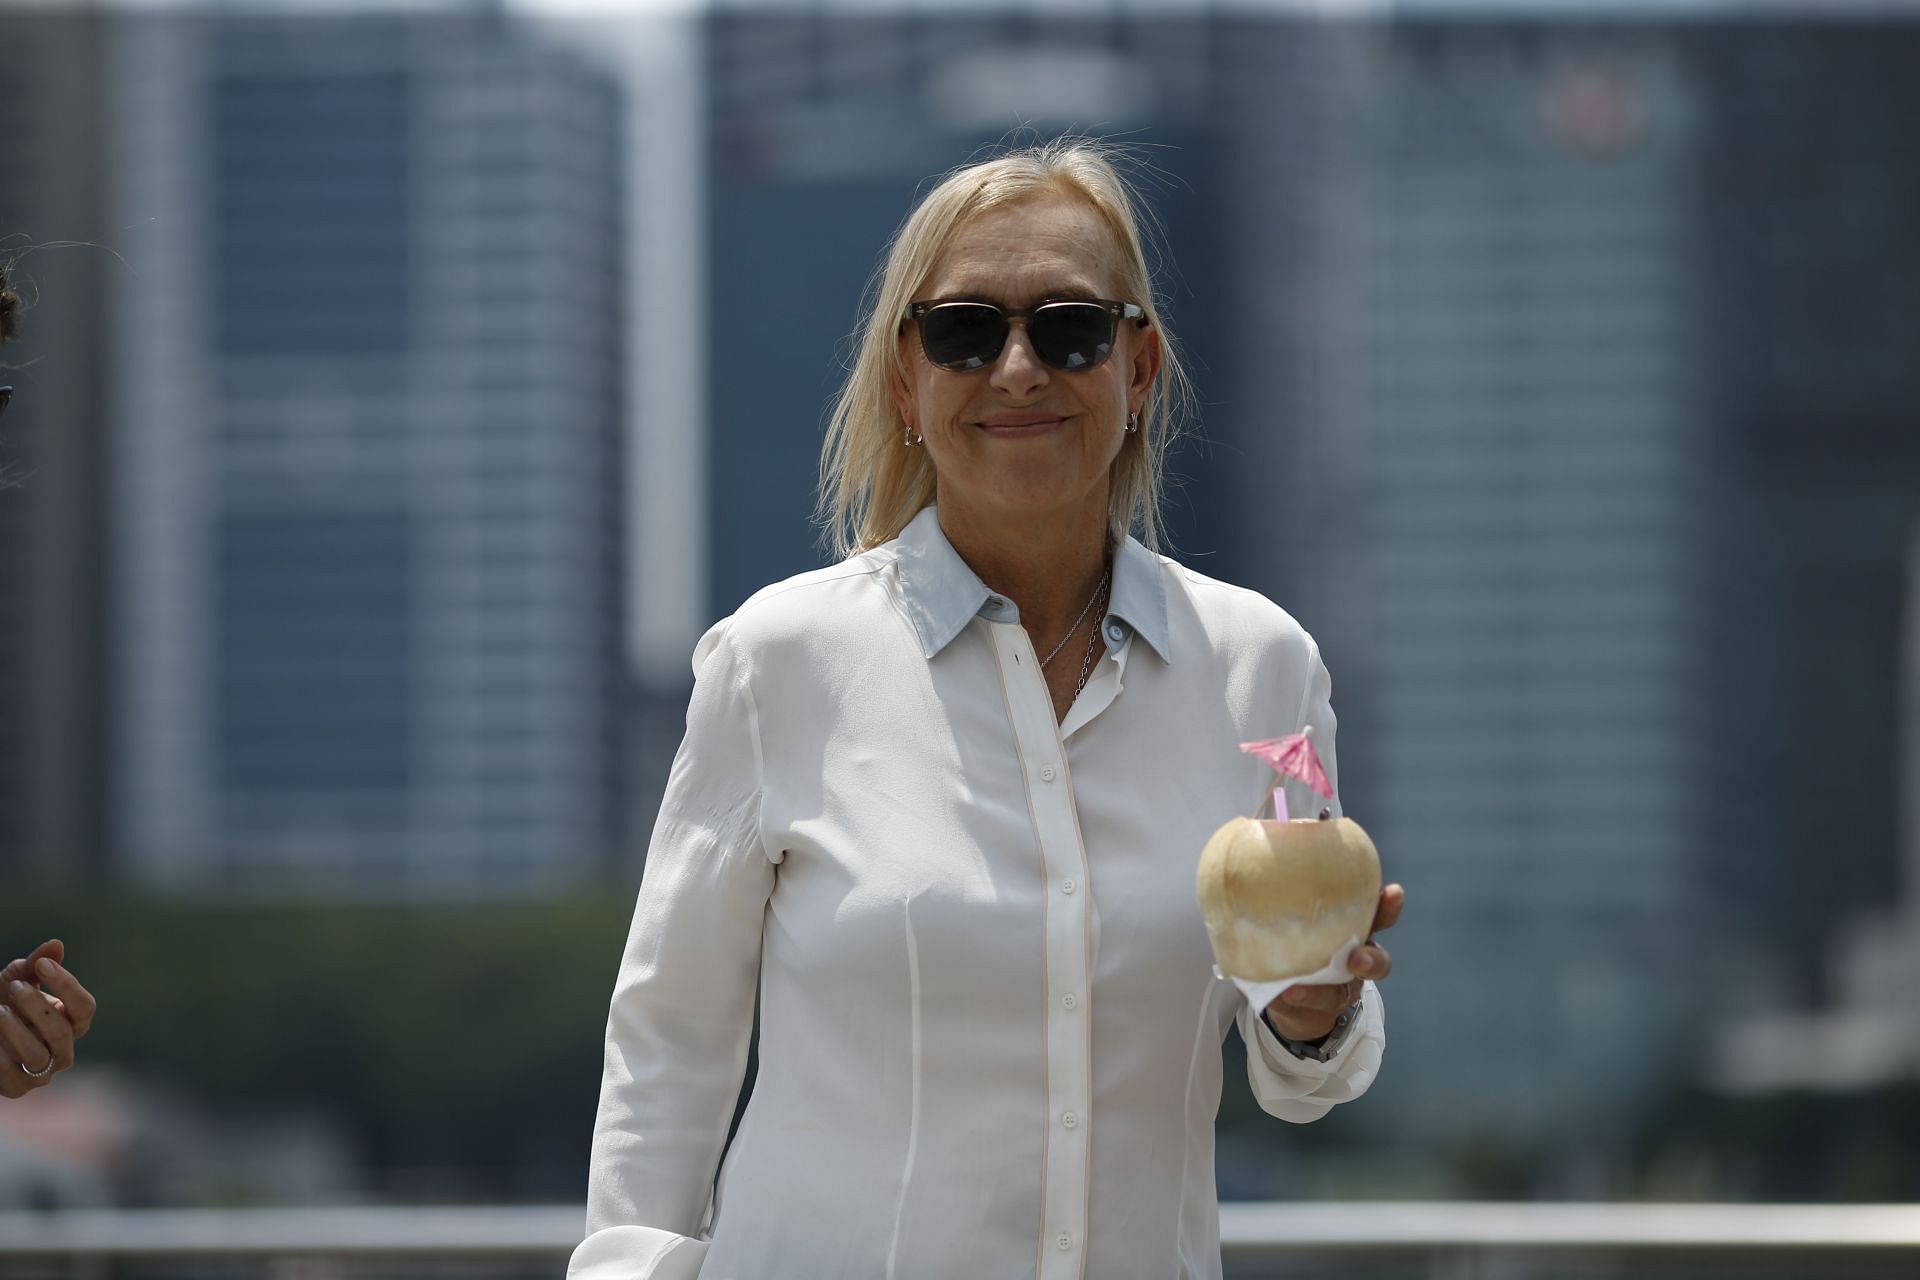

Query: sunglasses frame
[[902, 298, 1147, 372]]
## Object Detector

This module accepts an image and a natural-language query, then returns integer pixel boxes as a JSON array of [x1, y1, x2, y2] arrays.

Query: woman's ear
[[1128, 322, 1162, 411]]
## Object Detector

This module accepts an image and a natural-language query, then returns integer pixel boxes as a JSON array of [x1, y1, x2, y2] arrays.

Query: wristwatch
[[1268, 997, 1363, 1064]]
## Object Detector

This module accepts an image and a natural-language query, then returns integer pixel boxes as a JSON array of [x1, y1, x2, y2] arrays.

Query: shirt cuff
[[569, 1225, 709, 1280], [1239, 980, 1386, 1120]]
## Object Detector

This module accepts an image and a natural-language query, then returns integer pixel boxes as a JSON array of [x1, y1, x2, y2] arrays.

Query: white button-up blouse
[[570, 506, 1386, 1280]]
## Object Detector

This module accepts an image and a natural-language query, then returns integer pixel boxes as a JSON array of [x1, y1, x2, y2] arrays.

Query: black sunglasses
[[903, 298, 1146, 373], [0, 386, 10, 420]]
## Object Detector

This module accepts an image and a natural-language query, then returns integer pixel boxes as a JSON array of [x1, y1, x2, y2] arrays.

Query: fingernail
[[34, 960, 55, 981], [1350, 955, 1370, 974], [9, 980, 29, 996]]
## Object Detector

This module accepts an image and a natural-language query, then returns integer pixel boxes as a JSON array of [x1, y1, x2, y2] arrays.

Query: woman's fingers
[[2, 941, 66, 990], [33, 960, 94, 1039], [1349, 942, 1392, 982], [5, 981, 74, 1072], [0, 1003, 54, 1087], [1359, 885, 1403, 984], [1370, 884, 1405, 935], [4, 941, 65, 979]]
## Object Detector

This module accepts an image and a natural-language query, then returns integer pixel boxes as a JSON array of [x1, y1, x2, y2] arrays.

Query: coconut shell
[[1195, 815, 1381, 981]]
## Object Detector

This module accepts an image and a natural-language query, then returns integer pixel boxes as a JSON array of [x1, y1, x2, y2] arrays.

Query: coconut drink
[[1196, 812, 1381, 981], [1199, 727, 1382, 984]]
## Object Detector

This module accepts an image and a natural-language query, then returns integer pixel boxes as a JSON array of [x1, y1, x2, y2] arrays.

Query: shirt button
[[1107, 623, 1124, 641], [1056, 1234, 1072, 1252], [1039, 765, 1057, 782], [1061, 879, 1075, 895], [1062, 1111, 1077, 1129], [1062, 993, 1077, 1010]]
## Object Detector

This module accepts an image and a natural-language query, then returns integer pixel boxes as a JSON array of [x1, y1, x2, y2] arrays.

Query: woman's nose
[[989, 321, 1049, 397]]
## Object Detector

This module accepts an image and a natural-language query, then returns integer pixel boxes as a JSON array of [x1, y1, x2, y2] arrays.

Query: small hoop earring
[[1125, 412, 1139, 435], [903, 424, 921, 447]]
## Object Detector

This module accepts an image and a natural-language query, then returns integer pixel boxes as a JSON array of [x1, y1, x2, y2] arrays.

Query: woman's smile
[[975, 411, 1069, 436]]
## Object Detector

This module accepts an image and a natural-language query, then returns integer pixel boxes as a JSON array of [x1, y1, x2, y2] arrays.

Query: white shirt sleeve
[[1235, 631, 1388, 1124], [570, 621, 776, 1279], [1238, 981, 1387, 1123]]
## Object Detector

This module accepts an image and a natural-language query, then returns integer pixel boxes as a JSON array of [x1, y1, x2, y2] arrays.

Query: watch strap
[[1268, 997, 1363, 1064]]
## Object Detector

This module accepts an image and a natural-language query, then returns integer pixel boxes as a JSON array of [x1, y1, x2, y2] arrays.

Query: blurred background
[[1, 0, 1918, 1270]]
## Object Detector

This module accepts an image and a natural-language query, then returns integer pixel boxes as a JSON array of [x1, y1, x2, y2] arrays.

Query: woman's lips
[[976, 415, 1066, 436]]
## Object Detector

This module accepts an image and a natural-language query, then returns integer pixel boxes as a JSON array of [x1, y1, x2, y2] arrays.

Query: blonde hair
[[816, 137, 1193, 558]]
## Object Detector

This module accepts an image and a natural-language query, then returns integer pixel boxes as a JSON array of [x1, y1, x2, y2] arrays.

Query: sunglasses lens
[[920, 305, 1007, 370], [1030, 304, 1115, 371]]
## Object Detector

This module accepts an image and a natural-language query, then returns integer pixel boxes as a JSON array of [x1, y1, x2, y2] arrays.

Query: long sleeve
[[1239, 634, 1389, 1123], [570, 621, 776, 1280]]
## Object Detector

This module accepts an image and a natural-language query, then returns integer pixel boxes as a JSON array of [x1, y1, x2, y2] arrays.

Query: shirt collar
[[890, 505, 1170, 663]]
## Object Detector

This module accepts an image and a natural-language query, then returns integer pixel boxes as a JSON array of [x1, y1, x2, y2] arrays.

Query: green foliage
[[0, 891, 639, 1194]]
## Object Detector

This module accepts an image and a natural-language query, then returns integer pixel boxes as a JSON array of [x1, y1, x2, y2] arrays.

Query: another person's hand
[[0, 940, 96, 1099], [1264, 884, 1403, 1045]]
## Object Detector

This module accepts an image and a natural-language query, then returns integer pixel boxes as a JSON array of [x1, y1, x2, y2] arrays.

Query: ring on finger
[[19, 1054, 54, 1080]]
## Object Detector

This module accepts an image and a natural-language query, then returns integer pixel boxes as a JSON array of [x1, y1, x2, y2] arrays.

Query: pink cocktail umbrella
[[1239, 727, 1332, 820]]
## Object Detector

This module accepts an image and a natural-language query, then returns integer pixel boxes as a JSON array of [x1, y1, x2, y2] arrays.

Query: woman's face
[[891, 195, 1161, 532]]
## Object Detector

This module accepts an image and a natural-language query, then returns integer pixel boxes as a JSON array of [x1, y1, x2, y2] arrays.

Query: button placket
[[986, 622, 1091, 1280]]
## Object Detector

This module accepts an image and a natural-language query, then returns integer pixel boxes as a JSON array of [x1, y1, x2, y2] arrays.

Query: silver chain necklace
[[1038, 566, 1112, 669], [1070, 586, 1107, 698]]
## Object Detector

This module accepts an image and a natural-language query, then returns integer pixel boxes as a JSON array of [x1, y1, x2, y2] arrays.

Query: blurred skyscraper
[[109, 8, 627, 891], [1693, 22, 1920, 998], [0, 10, 115, 881], [1319, 21, 1712, 1149], [1694, 22, 1920, 1092]]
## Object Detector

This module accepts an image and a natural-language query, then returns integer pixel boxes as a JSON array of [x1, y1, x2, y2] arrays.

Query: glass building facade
[[112, 11, 626, 892]]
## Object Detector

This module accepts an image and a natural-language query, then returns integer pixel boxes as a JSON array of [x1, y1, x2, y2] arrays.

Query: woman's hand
[[1264, 884, 1403, 1045], [0, 940, 96, 1099]]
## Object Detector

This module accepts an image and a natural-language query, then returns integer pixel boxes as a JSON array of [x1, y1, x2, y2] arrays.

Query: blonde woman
[[572, 140, 1404, 1280]]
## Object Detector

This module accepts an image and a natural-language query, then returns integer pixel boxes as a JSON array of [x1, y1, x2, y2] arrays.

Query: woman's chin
[[969, 477, 1105, 521]]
